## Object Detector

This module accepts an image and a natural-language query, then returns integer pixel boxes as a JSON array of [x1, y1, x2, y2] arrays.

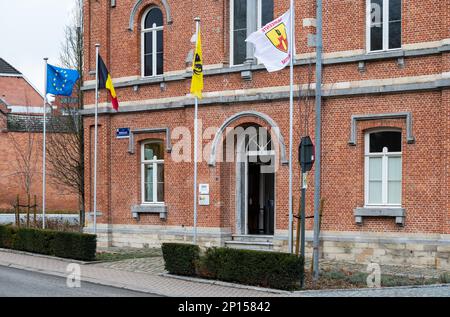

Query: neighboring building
[[81, 1, 450, 269], [0, 58, 78, 212]]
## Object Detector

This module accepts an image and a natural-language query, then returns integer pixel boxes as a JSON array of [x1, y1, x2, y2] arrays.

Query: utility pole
[[298, 136, 314, 288], [312, 0, 323, 282]]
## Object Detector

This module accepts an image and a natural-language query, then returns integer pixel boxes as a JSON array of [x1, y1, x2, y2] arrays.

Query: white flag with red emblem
[[245, 10, 294, 72]]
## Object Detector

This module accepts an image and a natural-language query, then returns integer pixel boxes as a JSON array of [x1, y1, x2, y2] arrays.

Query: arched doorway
[[209, 111, 286, 238], [236, 125, 276, 236]]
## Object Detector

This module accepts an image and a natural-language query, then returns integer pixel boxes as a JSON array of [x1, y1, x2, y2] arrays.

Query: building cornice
[[80, 74, 450, 116], [81, 40, 450, 92]]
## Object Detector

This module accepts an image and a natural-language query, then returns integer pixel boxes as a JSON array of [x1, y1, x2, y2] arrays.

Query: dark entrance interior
[[247, 160, 275, 235]]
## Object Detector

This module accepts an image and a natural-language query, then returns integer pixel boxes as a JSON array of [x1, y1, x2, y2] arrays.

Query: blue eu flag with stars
[[46, 64, 80, 96]]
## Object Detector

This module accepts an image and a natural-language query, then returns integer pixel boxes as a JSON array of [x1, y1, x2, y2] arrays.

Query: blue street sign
[[116, 128, 130, 139]]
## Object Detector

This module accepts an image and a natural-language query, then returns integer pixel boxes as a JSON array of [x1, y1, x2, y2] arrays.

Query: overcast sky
[[0, 0, 75, 95]]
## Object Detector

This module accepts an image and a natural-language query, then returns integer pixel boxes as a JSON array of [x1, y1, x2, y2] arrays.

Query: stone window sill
[[132, 204, 167, 220], [354, 207, 405, 226]]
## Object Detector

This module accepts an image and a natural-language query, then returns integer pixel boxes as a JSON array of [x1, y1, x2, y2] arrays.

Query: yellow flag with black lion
[[190, 27, 203, 99]]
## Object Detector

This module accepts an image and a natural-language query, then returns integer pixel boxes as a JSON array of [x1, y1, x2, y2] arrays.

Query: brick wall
[[0, 130, 79, 212], [81, 1, 450, 241]]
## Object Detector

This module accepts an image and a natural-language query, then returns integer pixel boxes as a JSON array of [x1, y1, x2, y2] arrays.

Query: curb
[[0, 248, 104, 265], [291, 283, 450, 296], [160, 273, 290, 295]]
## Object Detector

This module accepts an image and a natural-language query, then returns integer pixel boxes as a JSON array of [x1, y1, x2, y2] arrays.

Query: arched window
[[365, 130, 402, 207], [141, 141, 165, 204], [141, 7, 164, 77]]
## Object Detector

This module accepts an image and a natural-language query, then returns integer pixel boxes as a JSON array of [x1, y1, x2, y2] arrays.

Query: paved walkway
[[96, 247, 165, 275], [0, 250, 448, 297], [98, 257, 166, 275], [0, 251, 278, 297]]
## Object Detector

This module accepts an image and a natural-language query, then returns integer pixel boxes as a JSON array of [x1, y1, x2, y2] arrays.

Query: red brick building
[[0, 58, 78, 213], [81, 0, 450, 269]]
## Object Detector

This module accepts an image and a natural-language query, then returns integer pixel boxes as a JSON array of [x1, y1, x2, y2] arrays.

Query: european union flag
[[46, 64, 80, 96]]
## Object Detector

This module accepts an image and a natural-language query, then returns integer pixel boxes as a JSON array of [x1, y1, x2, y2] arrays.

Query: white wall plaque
[[199, 184, 210, 195], [199, 195, 210, 206]]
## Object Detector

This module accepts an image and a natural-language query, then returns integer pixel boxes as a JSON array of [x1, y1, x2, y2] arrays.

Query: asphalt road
[[0, 266, 158, 297]]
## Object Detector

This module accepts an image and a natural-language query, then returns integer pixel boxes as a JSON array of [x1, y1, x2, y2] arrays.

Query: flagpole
[[42, 57, 48, 229], [193, 17, 200, 245], [287, 0, 295, 253], [93, 44, 100, 235]]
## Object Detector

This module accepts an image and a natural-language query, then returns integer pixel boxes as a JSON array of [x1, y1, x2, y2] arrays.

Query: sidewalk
[[0, 250, 280, 297], [0, 250, 448, 297]]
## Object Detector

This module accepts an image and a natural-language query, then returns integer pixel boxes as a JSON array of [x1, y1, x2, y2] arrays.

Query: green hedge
[[162, 243, 304, 291], [13, 228, 54, 255], [0, 225, 96, 261], [201, 248, 304, 291], [161, 243, 200, 276], [50, 231, 97, 261], [0, 225, 16, 249]]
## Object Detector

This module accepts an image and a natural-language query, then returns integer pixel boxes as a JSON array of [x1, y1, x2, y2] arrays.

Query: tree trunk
[[33, 195, 37, 227], [26, 194, 30, 228], [15, 195, 20, 227]]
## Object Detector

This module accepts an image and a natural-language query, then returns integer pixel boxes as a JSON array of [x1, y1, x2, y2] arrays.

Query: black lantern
[[299, 136, 315, 173]]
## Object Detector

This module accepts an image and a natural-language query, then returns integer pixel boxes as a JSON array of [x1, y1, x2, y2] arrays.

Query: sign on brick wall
[[116, 128, 130, 139]]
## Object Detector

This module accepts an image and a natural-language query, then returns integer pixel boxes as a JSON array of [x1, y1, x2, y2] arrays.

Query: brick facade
[[81, 0, 450, 269], [0, 64, 78, 213], [0, 129, 78, 212]]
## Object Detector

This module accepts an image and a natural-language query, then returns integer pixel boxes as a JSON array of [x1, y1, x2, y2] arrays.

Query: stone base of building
[[273, 231, 450, 270], [85, 225, 450, 270], [84, 224, 232, 249]]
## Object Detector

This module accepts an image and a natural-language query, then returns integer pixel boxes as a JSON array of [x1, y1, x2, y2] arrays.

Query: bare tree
[[8, 91, 39, 227], [295, 59, 335, 258], [46, 0, 85, 228]]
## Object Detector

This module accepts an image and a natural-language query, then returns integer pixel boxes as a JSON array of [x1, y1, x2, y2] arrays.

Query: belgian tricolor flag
[[98, 54, 119, 111]]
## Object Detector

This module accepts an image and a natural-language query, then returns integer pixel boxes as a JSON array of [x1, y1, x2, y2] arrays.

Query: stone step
[[231, 234, 274, 243], [224, 240, 274, 251]]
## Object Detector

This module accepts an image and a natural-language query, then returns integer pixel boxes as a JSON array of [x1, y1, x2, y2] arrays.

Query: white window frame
[[364, 129, 402, 208], [141, 7, 164, 78], [366, 0, 402, 53], [230, 0, 272, 66], [141, 141, 165, 205]]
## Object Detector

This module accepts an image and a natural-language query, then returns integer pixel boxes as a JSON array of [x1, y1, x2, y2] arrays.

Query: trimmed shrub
[[50, 231, 97, 261], [195, 247, 223, 279], [199, 247, 304, 291], [0, 225, 97, 261], [12, 228, 53, 255], [161, 243, 200, 276], [439, 272, 450, 284], [0, 225, 15, 249]]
